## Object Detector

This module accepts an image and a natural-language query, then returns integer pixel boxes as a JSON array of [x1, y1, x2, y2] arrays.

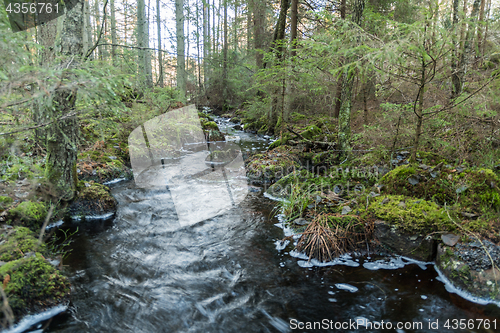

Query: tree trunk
[[246, 1, 252, 53], [476, 0, 486, 63], [110, 0, 117, 64], [203, 0, 210, 86], [410, 59, 426, 162], [34, 19, 58, 148], [252, 0, 265, 69], [290, 0, 298, 58], [267, 0, 290, 134], [95, 0, 102, 60], [285, 0, 298, 121], [137, 0, 148, 86], [455, 0, 480, 96], [45, 0, 84, 201], [451, 0, 460, 97], [196, 0, 202, 96], [145, 0, 153, 86], [156, 0, 163, 87], [234, 0, 238, 52], [337, 0, 364, 160], [176, 0, 187, 96], [334, 0, 346, 118], [223, 0, 228, 111]]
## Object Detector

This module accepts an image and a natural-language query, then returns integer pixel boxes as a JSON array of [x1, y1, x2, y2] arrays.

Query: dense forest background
[[1, 0, 500, 198]]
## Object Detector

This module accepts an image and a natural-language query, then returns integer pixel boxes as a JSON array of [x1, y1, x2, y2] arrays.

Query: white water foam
[[4, 305, 67, 333], [435, 265, 500, 307], [71, 212, 115, 221], [363, 256, 432, 271], [103, 178, 127, 185], [335, 283, 359, 293]]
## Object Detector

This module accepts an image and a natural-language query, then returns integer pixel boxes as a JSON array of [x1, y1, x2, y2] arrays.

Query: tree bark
[[110, 0, 117, 64], [337, 0, 364, 160], [157, 0, 163, 87], [137, 0, 149, 86], [45, 0, 84, 201], [334, 0, 346, 118], [267, 0, 290, 134], [176, 0, 187, 95], [246, 1, 252, 53], [203, 0, 210, 85], [454, 0, 480, 96], [290, 0, 298, 58], [223, 0, 228, 111], [476, 0, 486, 63], [252, 0, 265, 69]]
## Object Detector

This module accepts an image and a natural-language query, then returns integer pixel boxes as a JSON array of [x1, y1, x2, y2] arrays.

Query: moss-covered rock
[[0, 253, 70, 319], [70, 182, 117, 218], [300, 125, 322, 140], [0, 226, 47, 262], [373, 220, 437, 261], [246, 146, 301, 186], [8, 201, 48, 230], [200, 119, 225, 141], [366, 194, 452, 234], [380, 165, 500, 215], [0, 195, 13, 211]]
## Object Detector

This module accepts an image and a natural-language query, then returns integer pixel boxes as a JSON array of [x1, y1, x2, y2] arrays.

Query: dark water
[[17, 119, 500, 333]]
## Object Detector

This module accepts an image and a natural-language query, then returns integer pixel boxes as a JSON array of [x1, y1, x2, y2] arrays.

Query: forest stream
[[12, 119, 499, 333]]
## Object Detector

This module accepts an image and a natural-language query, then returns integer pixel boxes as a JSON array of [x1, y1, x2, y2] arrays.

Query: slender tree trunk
[[157, 0, 163, 87], [411, 58, 427, 162], [110, 0, 117, 64], [95, 0, 102, 59], [290, 0, 298, 58], [45, 0, 84, 200], [196, 0, 202, 96], [481, 0, 491, 58], [34, 19, 58, 148], [338, 0, 364, 160], [145, 0, 153, 86], [451, 0, 460, 97], [223, 0, 228, 111], [267, 0, 290, 134], [246, 1, 252, 53], [203, 0, 209, 85], [252, 0, 265, 69], [83, 0, 92, 59], [137, 0, 147, 85], [334, 0, 346, 118], [186, 2, 190, 76], [455, 0, 481, 96], [285, 0, 298, 122], [476, 0, 486, 63], [176, 0, 187, 96], [234, 0, 238, 52]]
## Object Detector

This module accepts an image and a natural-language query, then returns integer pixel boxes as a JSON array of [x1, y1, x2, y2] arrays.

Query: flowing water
[[12, 118, 500, 333]]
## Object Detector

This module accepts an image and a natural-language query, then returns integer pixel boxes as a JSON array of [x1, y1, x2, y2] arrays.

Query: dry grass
[[295, 213, 374, 262]]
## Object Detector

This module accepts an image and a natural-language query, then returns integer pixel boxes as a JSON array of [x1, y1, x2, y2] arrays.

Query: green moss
[[78, 182, 114, 204], [201, 120, 219, 131], [246, 146, 300, 184], [366, 195, 452, 233], [0, 195, 13, 210], [0, 227, 47, 262], [0, 253, 70, 316], [300, 125, 322, 140], [268, 133, 291, 150], [9, 201, 48, 230]]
